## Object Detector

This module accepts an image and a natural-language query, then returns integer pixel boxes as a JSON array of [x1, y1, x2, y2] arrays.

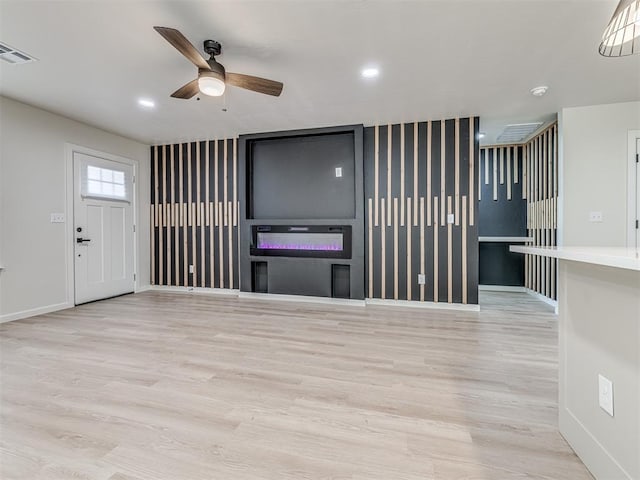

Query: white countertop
[[509, 246, 640, 272]]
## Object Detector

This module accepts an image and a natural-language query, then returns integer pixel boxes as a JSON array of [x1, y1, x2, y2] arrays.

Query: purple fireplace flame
[[257, 232, 343, 251]]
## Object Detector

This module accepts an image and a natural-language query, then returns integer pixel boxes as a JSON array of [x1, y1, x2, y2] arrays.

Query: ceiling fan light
[[599, 0, 640, 56], [198, 72, 226, 96]]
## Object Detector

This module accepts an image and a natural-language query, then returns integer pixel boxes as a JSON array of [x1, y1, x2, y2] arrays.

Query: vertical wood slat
[[223, 139, 228, 227], [167, 146, 173, 285], [420, 196, 425, 302], [233, 138, 238, 227], [218, 201, 224, 287], [393, 197, 399, 300], [209, 201, 214, 288], [180, 145, 187, 286], [157, 147, 163, 284], [413, 122, 419, 226], [381, 199, 386, 299], [454, 118, 460, 226], [374, 125, 379, 226], [173, 146, 179, 285], [523, 144, 527, 199], [406, 198, 412, 300], [499, 147, 505, 184], [493, 148, 498, 201], [197, 143, 204, 287], [387, 125, 392, 227], [513, 145, 520, 185], [228, 201, 233, 288], [484, 148, 490, 185], [214, 140, 219, 227], [427, 121, 432, 226], [433, 196, 439, 302], [507, 147, 512, 200], [441, 121, 446, 226], [462, 195, 467, 304], [469, 118, 475, 226], [368, 198, 373, 298], [478, 149, 482, 201], [447, 195, 452, 303], [150, 204, 155, 285], [400, 123, 405, 227]]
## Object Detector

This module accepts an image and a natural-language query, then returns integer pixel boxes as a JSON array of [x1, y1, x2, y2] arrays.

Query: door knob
[[76, 238, 91, 244]]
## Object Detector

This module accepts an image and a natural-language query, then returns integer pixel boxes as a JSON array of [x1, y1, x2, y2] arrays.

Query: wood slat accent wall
[[364, 118, 480, 304], [150, 140, 239, 289], [524, 123, 558, 301]]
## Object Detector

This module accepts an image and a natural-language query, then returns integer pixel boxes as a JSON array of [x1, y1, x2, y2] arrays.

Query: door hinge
[[133, 175, 136, 183], [636, 219, 639, 229], [636, 154, 639, 163], [134, 273, 136, 281], [133, 224, 136, 232]]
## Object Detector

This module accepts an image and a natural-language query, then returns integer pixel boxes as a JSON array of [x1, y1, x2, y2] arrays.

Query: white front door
[[74, 152, 135, 304]]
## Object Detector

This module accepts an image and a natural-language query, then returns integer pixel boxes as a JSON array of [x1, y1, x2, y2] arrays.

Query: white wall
[[0, 96, 150, 321], [559, 101, 640, 247]]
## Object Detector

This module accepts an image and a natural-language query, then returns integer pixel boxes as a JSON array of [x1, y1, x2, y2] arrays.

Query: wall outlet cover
[[50, 213, 65, 223], [598, 374, 614, 417], [417, 274, 426, 285], [589, 211, 603, 223], [447, 213, 455, 224], [335, 167, 343, 178], [189, 265, 194, 274]]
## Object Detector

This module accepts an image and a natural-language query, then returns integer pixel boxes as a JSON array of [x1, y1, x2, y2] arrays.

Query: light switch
[[418, 274, 426, 285], [50, 213, 65, 223], [447, 214, 455, 224], [335, 167, 343, 178], [598, 374, 614, 417]]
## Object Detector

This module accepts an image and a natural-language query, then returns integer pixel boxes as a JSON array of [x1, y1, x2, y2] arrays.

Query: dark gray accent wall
[[363, 118, 480, 305]]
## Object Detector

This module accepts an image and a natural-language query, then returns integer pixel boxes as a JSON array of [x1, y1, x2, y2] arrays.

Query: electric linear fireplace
[[250, 225, 352, 259]]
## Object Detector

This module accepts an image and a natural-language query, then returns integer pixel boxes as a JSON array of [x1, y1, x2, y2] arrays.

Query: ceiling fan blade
[[226, 73, 283, 97], [171, 79, 200, 99], [154, 26, 210, 70]]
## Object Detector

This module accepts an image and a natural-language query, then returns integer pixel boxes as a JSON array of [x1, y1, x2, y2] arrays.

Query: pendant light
[[599, 0, 640, 56]]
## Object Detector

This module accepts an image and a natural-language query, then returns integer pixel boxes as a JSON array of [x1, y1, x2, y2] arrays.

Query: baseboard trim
[[365, 298, 480, 312], [525, 288, 558, 312], [0, 302, 74, 324], [238, 291, 366, 307], [148, 285, 239, 296], [560, 406, 633, 480], [479, 285, 526, 293]]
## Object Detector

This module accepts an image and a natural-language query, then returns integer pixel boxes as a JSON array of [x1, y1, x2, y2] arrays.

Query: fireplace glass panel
[[256, 232, 343, 252]]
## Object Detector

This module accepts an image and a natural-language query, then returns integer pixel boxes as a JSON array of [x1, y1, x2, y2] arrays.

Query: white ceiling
[[1, 0, 638, 146]]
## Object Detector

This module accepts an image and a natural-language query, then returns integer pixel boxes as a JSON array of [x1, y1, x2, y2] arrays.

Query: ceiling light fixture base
[[530, 86, 549, 97], [203, 39, 222, 58]]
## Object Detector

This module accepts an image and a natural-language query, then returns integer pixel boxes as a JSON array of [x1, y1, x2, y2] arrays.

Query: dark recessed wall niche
[[239, 125, 365, 300]]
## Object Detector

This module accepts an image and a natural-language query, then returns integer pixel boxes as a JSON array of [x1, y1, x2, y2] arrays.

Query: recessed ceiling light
[[361, 67, 379, 79], [530, 86, 549, 97], [138, 98, 155, 108]]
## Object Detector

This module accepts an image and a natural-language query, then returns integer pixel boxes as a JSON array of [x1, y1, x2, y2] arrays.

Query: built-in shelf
[[479, 236, 532, 243]]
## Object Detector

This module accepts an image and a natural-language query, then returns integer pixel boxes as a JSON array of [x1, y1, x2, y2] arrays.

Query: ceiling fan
[[154, 26, 283, 99]]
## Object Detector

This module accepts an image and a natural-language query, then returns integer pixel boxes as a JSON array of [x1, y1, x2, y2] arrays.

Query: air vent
[[497, 122, 543, 143], [0, 42, 37, 65]]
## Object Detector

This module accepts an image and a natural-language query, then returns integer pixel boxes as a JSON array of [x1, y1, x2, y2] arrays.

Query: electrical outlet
[[189, 265, 194, 274], [50, 213, 65, 223], [598, 374, 614, 417], [335, 167, 343, 178], [589, 211, 603, 223], [447, 213, 455, 224], [418, 274, 426, 285]]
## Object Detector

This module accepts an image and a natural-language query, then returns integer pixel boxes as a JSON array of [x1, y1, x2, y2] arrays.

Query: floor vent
[[0, 42, 37, 65], [497, 122, 543, 143]]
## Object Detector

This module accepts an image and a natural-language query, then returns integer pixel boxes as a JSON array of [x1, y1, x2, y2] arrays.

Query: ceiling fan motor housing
[[204, 39, 222, 57]]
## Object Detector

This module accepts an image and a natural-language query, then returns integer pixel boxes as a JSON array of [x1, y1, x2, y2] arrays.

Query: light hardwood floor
[[0, 291, 592, 479]]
